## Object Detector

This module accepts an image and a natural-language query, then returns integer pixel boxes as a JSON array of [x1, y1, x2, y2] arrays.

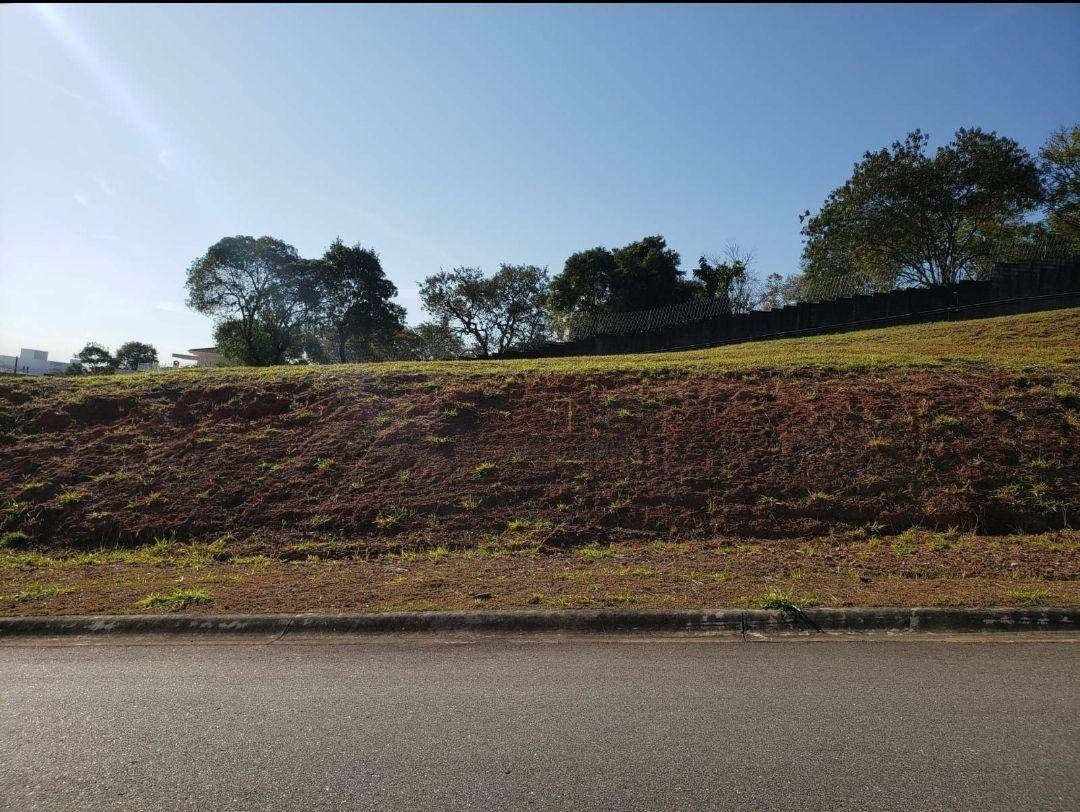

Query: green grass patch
[[135, 588, 212, 612]]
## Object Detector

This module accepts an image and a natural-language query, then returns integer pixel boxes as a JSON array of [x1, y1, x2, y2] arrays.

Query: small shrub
[[375, 506, 409, 530], [1, 531, 30, 549], [135, 588, 212, 612], [1052, 384, 1077, 408], [932, 414, 962, 431], [472, 461, 497, 479], [759, 587, 818, 611]]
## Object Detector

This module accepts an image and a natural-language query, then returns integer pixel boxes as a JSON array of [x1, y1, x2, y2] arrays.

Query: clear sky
[[1, 4, 1078, 362]]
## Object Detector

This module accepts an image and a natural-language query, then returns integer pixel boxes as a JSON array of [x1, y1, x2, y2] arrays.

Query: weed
[[375, 506, 409, 530], [315, 457, 335, 471], [1004, 588, 1052, 606], [58, 490, 87, 506], [425, 434, 455, 447], [615, 408, 635, 420], [10, 584, 74, 602], [760, 587, 817, 611], [1053, 384, 1077, 408], [1, 531, 30, 549], [457, 496, 480, 510], [472, 461, 497, 479], [576, 544, 614, 560], [932, 414, 963, 431], [135, 588, 212, 612]]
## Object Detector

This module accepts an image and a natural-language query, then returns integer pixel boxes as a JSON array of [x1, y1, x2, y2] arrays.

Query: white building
[[171, 347, 234, 367], [0, 348, 70, 376]]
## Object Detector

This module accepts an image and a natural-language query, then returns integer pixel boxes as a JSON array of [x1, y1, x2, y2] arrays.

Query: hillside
[[1, 308, 1078, 615]]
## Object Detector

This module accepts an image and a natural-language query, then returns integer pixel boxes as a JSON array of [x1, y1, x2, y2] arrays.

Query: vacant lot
[[2, 309, 1078, 615]]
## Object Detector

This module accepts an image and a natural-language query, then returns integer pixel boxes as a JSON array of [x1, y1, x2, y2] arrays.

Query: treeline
[[71, 122, 1077, 370]]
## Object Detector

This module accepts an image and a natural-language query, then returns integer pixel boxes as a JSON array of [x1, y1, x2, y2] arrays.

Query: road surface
[[2, 636, 1077, 810]]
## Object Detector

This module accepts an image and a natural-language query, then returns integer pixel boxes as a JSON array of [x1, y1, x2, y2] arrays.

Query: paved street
[[2, 636, 1077, 811]]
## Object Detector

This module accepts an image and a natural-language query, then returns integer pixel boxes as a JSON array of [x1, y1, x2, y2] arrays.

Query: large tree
[[114, 341, 158, 371], [549, 247, 617, 317], [71, 342, 117, 375], [549, 235, 690, 317], [1040, 125, 1080, 245], [419, 264, 550, 357], [186, 236, 311, 365], [800, 128, 1043, 289], [311, 239, 404, 362]]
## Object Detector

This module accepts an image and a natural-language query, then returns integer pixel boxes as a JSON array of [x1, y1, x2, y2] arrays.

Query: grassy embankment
[[1, 308, 1077, 615]]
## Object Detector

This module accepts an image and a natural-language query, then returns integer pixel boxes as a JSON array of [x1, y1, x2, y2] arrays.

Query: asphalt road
[[2, 636, 1077, 811]]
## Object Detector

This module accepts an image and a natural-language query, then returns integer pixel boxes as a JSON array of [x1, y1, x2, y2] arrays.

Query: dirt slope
[[1, 347, 1077, 558]]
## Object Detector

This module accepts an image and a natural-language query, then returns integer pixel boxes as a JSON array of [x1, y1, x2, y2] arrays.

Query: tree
[[72, 342, 117, 375], [758, 273, 806, 311], [549, 235, 690, 317], [692, 244, 757, 313], [114, 341, 158, 371], [392, 320, 467, 361], [1040, 125, 1080, 244], [186, 236, 311, 365], [549, 247, 617, 317], [800, 128, 1043, 289], [311, 239, 404, 362], [419, 264, 550, 357], [609, 235, 690, 311]]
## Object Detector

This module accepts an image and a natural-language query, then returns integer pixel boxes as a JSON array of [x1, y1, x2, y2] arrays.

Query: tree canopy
[[799, 128, 1043, 289], [185, 236, 311, 365], [71, 342, 117, 375], [550, 235, 690, 317], [1040, 125, 1080, 245], [419, 264, 550, 357], [309, 239, 404, 362], [114, 341, 158, 371]]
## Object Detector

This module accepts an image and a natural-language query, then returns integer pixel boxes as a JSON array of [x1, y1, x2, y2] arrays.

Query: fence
[[505, 249, 1080, 359]]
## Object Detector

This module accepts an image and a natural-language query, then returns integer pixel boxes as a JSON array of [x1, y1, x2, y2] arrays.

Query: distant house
[[0, 348, 70, 376], [171, 347, 235, 367]]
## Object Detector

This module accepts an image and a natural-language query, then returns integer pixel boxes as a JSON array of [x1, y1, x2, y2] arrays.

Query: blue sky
[[1, 4, 1078, 362]]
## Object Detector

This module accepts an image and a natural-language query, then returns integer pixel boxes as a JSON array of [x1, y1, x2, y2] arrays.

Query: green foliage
[[186, 235, 308, 366], [471, 461, 498, 479], [392, 319, 466, 361], [1, 531, 30, 549], [308, 238, 404, 362], [419, 264, 550, 357], [375, 506, 409, 530], [10, 584, 74, 603], [800, 128, 1044, 289], [692, 245, 757, 313], [1039, 125, 1080, 244], [550, 236, 691, 318], [114, 341, 158, 371], [136, 588, 212, 612], [72, 342, 117, 375]]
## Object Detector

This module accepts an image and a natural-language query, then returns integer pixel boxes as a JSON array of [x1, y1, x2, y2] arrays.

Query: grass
[[8, 310, 1077, 399], [135, 588, 212, 612], [1004, 588, 1053, 606], [7, 584, 75, 603]]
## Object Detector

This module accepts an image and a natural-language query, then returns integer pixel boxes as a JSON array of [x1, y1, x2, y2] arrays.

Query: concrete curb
[[0, 607, 1076, 638]]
